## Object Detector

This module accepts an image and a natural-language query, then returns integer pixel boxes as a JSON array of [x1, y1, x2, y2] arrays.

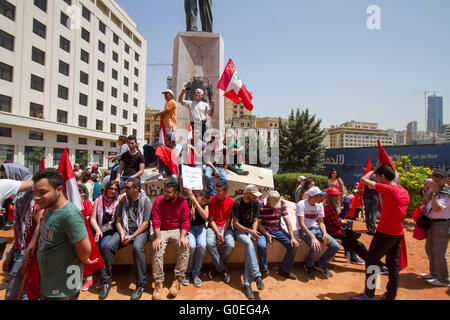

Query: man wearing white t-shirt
[[178, 87, 215, 138], [296, 186, 340, 279], [0, 179, 33, 207]]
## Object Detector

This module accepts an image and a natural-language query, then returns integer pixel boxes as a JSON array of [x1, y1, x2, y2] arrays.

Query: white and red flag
[[158, 118, 167, 145], [217, 59, 254, 111], [57, 147, 83, 211]]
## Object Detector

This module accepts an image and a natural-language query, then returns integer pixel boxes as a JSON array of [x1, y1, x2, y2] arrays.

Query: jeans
[[186, 224, 207, 277], [5, 249, 28, 300], [143, 144, 157, 167], [110, 163, 120, 181], [425, 220, 449, 285], [256, 229, 297, 273], [204, 166, 227, 197], [206, 227, 235, 273], [119, 176, 130, 190], [157, 158, 178, 183], [364, 232, 403, 299], [234, 229, 262, 286], [298, 227, 340, 268], [100, 231, 149, 287], [364, 199, 378, 232]]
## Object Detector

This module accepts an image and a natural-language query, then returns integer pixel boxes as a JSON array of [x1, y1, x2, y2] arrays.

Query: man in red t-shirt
[[206, 180, 235, 283], [352, 162, 410, 300]]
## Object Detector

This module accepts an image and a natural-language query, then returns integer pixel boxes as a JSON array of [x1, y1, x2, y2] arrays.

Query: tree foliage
[[279, 108, 326, 173]]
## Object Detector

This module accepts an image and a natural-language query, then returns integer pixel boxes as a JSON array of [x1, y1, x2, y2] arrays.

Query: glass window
[[113, 33, 119, 45], [98, 40, 105, 53], [58, 85, 68, 100], [34, 0, 47, 11], [60, 36, 70, 53], [24, 146, 45, 174], [133, 98, 138, 107], [0, 94, 11, 112], [123, 93, 128, 103], [111, 87, 117, 98], [98, 60, 105, 72], [62, 0, 71, 5], [112, 51, 118, 62], [81, 28, 90, 42], [0, 0, 15, 21], [96, 119, 103, 131], [0, 30, 14, 51], [80, 71, 88, 85], [0, 127, 11, 137], [60, 11, 69, 28], [29, 130, 43, 140], [124, 43, 129, 54], [78, 138, 87, 145], [79, 93, 88, 106], [112, 69, 118, 80], [30, 74, 44, 91], [57, 135, 68, 143], [93, 151, 104, 167], [82, 6, 90, 21], [0, 144, 13, 162], [111, 105, 117, 116], [80, 49, 89, 63], [134, 68, 139, 77], [134, 83, 138, 92], [97, 79, 104, 92], [95, 140, 103, 147], [132, 129, 137, 137], [32, 47, 45, 65], [75, 149, 88, 168], [33, 19, 46, 39], [123, 76, 128, 86], [0, 62, 12, 82], [122, 127, 127, 136], [133, 114, 137, 122], [110, 123, 116, 133], [78, 115, 87, 127], [53, 148, 66, 166], [110, 142, 117, 148], [59, 60, 69, 76], [122, 109, 128, 119], [135, 52, 139, 62], [99, 20, 106, 34], [57, 109, 67, 123], [124, 60, 129, 70], [96, 99, 103, 111], [29, 102, 43, 118]]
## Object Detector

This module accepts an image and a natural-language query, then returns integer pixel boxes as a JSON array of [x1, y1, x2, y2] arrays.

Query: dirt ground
[[0, 219, 448, 301]]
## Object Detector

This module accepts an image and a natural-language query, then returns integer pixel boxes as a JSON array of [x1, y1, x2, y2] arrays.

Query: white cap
[[307, 186, 326, 197], [162, 89, 174, 96], [245, 185, 262, 197], [195, 88, 204, 95], [298, 175, 306, 182]]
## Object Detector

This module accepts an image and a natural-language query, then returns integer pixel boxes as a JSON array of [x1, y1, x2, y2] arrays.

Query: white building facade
[[0, 0, 147, 172]]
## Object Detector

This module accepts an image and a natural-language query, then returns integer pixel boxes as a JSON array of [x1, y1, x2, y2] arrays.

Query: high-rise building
[[0, 0, 147, 172], [224, 98, 255, 129], [427, 95, 443, 132], [406, 121, 418, 144]]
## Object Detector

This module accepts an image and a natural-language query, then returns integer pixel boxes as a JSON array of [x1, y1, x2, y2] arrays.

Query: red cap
[[327, 187, 343, 196], [92, 165, 98, 170]]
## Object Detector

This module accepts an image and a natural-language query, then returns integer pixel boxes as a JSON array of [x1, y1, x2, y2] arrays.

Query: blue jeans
[[110, 163, 120, 180], [234, 229, 262, 286], [5, 249, 28, 300], [364, 199, 378, 232], [256, 229, 297, 273], [204, 166, 227, 197], [157, 158, 178, 183], [206, 227, 235, 273], [298, 227, 340, 268], [186, 225, 207, 277]]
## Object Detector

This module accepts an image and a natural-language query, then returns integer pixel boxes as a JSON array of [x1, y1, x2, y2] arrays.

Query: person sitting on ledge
[[155, 134, 180, 183], [204, 132, 228, 197], [224, 129, 249, 176]]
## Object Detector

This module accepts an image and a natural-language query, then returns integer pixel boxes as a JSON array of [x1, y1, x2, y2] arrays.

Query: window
[[110, 142, 117, 148], [96, 99, 103, 111], [134, 83, 138, 92], [97, 80, 104, 92], [81, 28, 90, 42], [134, 68, 139, 77], [112, 69, 118, 80], [80, 49, 89, 63], [53, 148, 65, 166], [122, 126, 128, 136], [0, 126, 11, 137], [112, 51, 118, 62], [99, 20, 106, 34], [132, 129, 137, 137], [133, 114, 137, 122], [123, 76, 129, 86], [80, 71, 88, 85], [97, 60, 104, 72], [59, 60, 69, 76], [111, 87, 117, 98], [58, 85, 68, 100], [96, 120, 103, 131], [60, 36, 70, 53], [135, 52, 139, 62], [62, 0, 71, 5], [124, 60, 129, 70], [57, 109, 67, 123], [82, 6, 90, 21], [0, 94, 11, 112], [78, 138, 87, 145], [78, 115, 87, 127], [133, 98, 138, 107], [123, 93, 128, 103], [0, 30, 14, 51], [33, 19, 46, 39], [29, 102, 43, 118], [29, 130, 43, 140], [60, 11, 69, 28], [98, 40, 105, 53], [110, 123, 116, 133], [122, 109, 128, 119], [34, 0, 47, 12], [57, 135, 68, 143], [0, 144, 13, 162], [113, 33, 119, 45], [32, 47, 45, 65], [95, 140, 103, 147], [0, 62, 12, 82], [93, 151, 104, 167], [111, 105, 117, 116], [0, 0, 15, 21], [79, 93, 88, 106], [30, 74, 44, 91], [124, 43, 129, 54]]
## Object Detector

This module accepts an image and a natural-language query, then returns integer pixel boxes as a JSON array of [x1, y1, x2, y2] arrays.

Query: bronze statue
[[185, 0, 213, 32]]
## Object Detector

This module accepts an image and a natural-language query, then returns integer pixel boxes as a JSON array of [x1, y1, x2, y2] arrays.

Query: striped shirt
[[259, 199, 288, 233]]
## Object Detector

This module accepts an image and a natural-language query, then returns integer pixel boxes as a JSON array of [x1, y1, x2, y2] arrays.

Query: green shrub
[[274, 173, 328, 201]]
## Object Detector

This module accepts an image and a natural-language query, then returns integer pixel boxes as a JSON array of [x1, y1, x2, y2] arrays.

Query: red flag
[[158, 118, 167, 145], [218, 59, 253, 111], [39, 158, 45, 171], [347, 156, 371, 218], [57, 147, 104, 277], [377, 140, 396, 172], [155, 145, 179, 178], [399, 237, 408, 271]]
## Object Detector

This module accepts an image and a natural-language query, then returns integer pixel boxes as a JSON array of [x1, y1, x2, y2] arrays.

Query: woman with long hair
[[299, 178, 315, 200], [328, 169, 346, 194], [294, 175, 306, 202]]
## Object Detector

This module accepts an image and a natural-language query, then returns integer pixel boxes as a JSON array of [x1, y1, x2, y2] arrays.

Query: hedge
[[274, 173, 328, 202]]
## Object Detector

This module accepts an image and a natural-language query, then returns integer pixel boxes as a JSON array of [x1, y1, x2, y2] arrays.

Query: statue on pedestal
[[184, 0, 213, 32]]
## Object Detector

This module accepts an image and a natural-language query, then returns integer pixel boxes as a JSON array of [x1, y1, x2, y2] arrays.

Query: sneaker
[[169, 276, 183, 297], [193, 276, 202, 288], [304, 265, 315, 279], [82, 278, 93, 291], [209, 268, 218, 280], [243, 285, 254, 299], [130, 286, 144, 300], [255, 276, 265, 290], [158, 174, 164, 180], [278, 269, 297, 280], [350, 258, 365, 265], [181, 274, 191, 286], [420, 273, 435, 280], [95, 280, 102, 290], [99, 283, 111, 300], [426, 278, 450, 287], [222, 268, 231, 284], [261, 269, 270, 279], [152, 282, 163, 301], [313, 264, 333, 277], [350, 293, 375, 300]]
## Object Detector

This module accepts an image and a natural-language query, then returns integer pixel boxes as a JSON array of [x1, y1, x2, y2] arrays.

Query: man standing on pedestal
[[185, 0, 213, 32], [154, 89, 177, 134]]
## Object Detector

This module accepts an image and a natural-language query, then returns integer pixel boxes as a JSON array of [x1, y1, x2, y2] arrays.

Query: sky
[[116, 0, 450, 131]]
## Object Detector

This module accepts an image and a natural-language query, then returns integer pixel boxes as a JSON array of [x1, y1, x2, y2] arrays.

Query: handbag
[[100, 222, 114, 235], [413, 224, 427, 240], [417, 208, 432, 230]]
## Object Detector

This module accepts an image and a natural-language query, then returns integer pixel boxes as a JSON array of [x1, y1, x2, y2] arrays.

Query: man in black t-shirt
[[115, 136, 145, 189], [231, 184, 264, 299]]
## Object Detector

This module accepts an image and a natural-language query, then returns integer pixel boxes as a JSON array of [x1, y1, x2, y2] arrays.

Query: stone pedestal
[[172, 32, 224, 138]]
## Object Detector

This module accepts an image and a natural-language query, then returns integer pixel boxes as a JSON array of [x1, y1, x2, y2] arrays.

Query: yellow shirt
[[163, 99, 177, 130]]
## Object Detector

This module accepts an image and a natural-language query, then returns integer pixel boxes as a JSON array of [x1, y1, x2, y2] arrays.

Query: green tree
[[279, 108, 326, 173], [24, 147, 45, 173]]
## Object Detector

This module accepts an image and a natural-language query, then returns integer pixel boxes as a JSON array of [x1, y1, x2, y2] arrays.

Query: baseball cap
[[267, 190, 281, 208], [432, 169, 448, 178], [195, 88, 204, 95], [307, 186, 326, 197], [92, 165, 98, 170], [297, 175, 306, 182], [161, 89, 174, 96], [326, 187, 343, 196], [245, 184, 262, 197]]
